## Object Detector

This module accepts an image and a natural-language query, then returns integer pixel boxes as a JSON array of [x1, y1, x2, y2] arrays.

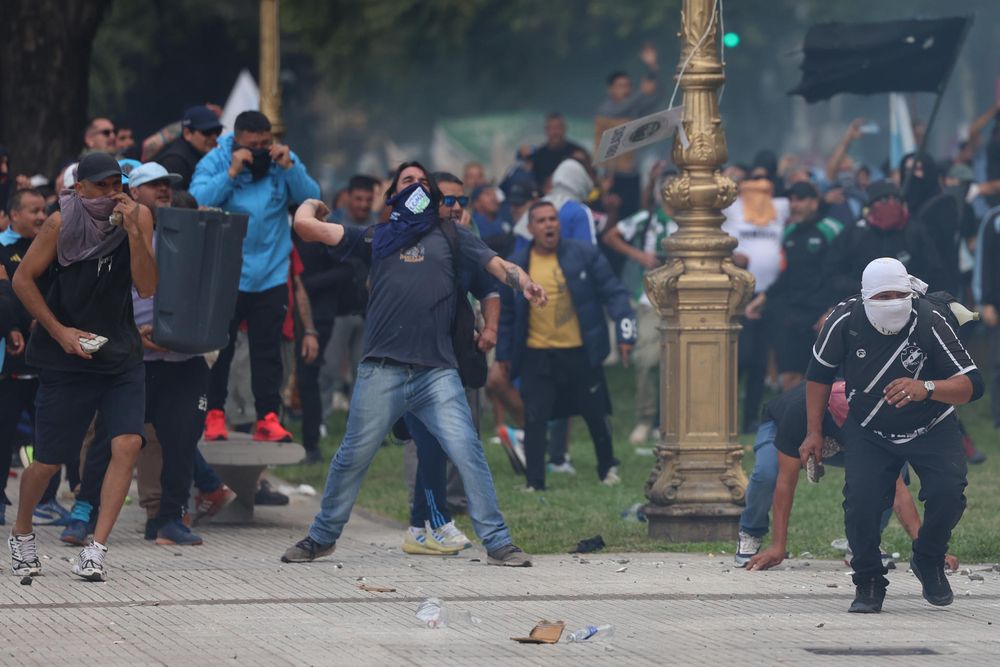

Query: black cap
[[182, 105, 223, 132], [76, 152, 122, 183], [866, 180, 901, 203], [787, 181, 819, 200]]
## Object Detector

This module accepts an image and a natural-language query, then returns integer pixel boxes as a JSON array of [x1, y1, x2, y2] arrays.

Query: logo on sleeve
[[856, 349, 866, 358], [900, 345, 926, 373]]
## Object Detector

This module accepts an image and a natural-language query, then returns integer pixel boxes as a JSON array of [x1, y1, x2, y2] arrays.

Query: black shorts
[[33, 364, 146, 465], [776, 325, 817, 375]]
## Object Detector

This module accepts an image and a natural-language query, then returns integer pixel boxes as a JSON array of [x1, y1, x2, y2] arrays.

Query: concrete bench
[[198, 432, 305, 523]]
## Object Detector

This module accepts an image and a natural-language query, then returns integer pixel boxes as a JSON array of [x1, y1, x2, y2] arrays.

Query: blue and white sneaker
[[734, 531, 762, 567], [401, 527, 461, 555], [432, 521, 472, 550], [33, 499, 71, 526]]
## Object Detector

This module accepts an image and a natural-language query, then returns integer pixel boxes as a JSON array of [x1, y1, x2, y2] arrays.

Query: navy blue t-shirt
[[334, 224, 498, 368]]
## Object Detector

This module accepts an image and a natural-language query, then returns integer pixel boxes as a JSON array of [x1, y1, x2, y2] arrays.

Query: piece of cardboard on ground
[[511, 620, 566, 644]]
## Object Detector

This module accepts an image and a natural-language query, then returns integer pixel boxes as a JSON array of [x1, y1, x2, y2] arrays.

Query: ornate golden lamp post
[[643, 0, 753, 542], [259, 0, 284, 137]]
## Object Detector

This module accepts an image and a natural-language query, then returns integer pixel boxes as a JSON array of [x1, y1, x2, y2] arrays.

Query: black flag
[[789, 17, 971, 103]]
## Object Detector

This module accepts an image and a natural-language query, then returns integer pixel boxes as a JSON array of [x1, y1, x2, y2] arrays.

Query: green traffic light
[[723, 32, 740, 48]]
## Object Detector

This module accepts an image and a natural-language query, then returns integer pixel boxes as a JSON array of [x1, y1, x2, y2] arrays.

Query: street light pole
[[259, 0, 284, 137], [643, 0, 752, 542]]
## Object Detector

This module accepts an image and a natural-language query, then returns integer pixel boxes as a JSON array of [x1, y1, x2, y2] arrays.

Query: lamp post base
[[643, 503, 742, 543]]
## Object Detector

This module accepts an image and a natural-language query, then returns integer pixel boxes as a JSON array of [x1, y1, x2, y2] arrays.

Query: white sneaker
[[72, 541, 108, 581], [629, 423, 652, 445], [600, 466, 621, 486], [433, 521, 472, 550], [734, 531, 762, 567], [8, 532, 42, 576], [331, 392, 351, 413], [547, 461, 577, 475]]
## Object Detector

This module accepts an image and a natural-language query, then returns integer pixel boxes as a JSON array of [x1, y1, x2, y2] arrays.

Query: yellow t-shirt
[[527, 249, 583, 349]]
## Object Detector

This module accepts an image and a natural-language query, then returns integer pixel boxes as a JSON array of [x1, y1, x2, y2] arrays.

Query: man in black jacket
[[821, 181, 944, 310], [498, 201, 635, 491], [155, 106, 223, 191]]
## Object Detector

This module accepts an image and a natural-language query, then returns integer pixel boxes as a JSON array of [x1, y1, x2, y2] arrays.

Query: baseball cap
[[866, 180, 902, 203], [77, 152, 123, 183], [128, 162, 182, 188], [182, 105, 223, 133], [118, 158, 142, 184], [786, 181, 819, 200]]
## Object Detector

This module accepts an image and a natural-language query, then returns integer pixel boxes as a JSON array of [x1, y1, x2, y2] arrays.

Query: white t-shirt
[[722, 197, 789, 293]]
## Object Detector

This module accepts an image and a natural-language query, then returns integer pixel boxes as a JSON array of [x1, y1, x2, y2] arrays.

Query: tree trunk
[[0, 0, 111, 179]]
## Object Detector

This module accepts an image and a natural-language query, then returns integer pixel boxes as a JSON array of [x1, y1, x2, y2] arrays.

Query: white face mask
[[863, 296, 913, 335]]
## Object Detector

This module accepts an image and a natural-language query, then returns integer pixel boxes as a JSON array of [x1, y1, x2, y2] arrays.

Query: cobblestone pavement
[[2, 483, 999, 666]]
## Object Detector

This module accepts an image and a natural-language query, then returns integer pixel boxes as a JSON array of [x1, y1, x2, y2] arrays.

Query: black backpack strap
[[438, 218, 464, 323], [914, 297, 940, 355]]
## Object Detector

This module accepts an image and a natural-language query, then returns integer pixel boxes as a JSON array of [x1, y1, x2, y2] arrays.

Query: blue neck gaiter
[[372, 183, 438, 259]]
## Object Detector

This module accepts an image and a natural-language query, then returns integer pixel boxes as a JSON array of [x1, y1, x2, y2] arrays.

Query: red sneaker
[[254, 412, 293, 442], [193, 484, 236, 525], [204, 409, 228, 441]]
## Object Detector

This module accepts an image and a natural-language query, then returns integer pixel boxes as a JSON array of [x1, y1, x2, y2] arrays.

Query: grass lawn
[[280, 339, 1000, 563]]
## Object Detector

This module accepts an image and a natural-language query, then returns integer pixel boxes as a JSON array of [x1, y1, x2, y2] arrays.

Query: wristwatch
[[924, 380, 935, 401]]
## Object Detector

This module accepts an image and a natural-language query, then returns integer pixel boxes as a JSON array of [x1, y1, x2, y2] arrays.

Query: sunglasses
[[197, 128, 222, 138], [442, 195, 469, 207]]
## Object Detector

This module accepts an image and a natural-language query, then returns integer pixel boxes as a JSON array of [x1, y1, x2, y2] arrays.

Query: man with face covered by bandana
[[284, 162, 547, 568], [821, 180, 945, 309], [190, 111, 320, 444], [804, 258, 983, 614], [8, 152, 157, 582]]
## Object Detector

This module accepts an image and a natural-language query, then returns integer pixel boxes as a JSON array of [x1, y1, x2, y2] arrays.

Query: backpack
[[439, 219, 488, 389]]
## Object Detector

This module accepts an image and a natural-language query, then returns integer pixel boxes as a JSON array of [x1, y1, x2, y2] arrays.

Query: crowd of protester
[[1, 46, 999, 586]]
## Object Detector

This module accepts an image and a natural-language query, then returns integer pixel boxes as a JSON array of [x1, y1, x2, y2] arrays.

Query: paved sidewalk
[[2, 483, 999, 666]]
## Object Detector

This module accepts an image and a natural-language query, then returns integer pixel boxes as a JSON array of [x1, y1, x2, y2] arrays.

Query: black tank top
[[27, 237, 142, 374]]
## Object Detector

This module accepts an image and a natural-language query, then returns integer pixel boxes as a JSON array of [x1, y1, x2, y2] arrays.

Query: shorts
[[776, 325, 817, 375], [33, 364, 146, 465]]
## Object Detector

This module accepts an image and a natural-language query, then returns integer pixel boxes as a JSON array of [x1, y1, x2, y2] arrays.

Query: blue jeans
[[309, 360, 512, 552], [193, 450, 222, 493], [740, 420, 891, 538], [740, 421, 780, 537]]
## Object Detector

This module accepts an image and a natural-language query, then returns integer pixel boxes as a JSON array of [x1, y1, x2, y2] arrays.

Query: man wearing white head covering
[[512, 159, 596, 251], [803, 257, 983, 614]]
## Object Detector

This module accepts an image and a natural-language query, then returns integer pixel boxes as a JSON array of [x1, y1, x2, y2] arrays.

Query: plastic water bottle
[[566, 624, 614, 642], [415, 598, 447, 628]]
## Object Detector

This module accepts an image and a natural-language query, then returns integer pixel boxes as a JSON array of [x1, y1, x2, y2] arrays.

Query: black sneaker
[[255, 479, 290, 506], [848, 579, 886, 613], [487, 544, 532, 567], [281, 536, 335, 563], [910, 557, 954, 606]]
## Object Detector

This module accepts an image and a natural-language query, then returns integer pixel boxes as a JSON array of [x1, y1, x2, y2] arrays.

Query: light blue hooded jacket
[[190, 133, 320, 292]]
